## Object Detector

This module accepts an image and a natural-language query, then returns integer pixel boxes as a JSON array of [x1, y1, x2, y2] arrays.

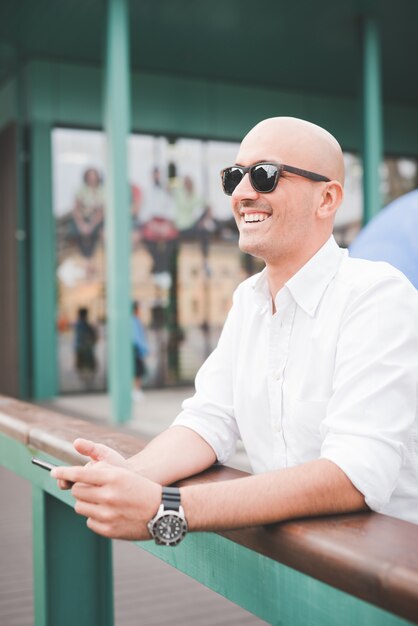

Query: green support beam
[[32, 487, 113, 626], [30, 120, 57, 398], [17, 67, 30, 398], [0, 433, 114, 626], [0, 432, 114, 626], [104, 0, 132, 423], [362, 15, 384, 224], [142, 536, 413, 626]]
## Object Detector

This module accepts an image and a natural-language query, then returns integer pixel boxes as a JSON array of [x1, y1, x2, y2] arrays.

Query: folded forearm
[[126, 425, 217, 485], [181, 458, 367, 531]]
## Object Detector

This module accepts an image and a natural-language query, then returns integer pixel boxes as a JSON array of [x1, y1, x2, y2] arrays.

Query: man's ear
[[317, 181, 344, 220]]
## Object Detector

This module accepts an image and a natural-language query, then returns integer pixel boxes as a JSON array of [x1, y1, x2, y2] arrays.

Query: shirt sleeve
[[172, 297, 240, 464], [320, 275, 418, 512]]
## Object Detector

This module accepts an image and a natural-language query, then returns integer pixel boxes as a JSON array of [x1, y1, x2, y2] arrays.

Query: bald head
[[232, 117, 345, 275], [241, 117, 345, 185]]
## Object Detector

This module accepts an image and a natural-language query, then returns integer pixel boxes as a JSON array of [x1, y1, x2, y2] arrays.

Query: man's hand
[[51, 462, 162, 540], [57, 438, 126, 490]]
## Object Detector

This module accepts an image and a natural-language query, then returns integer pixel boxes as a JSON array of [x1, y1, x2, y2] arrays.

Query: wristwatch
[[147, 486, 188, 546]]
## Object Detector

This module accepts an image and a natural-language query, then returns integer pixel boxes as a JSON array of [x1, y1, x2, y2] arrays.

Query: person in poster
[[71, 167, 105, 279]]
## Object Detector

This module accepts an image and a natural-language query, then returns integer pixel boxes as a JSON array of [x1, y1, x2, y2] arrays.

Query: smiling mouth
[[242, 213, 271, 224]]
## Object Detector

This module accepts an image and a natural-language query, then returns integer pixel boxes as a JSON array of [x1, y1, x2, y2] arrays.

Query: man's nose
[[231, 173, 259, 201]]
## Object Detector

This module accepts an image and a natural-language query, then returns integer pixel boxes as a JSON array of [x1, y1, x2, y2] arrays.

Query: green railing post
[[362, 15, 384, 224], [16, 67, 31, 399], [32, 486, 114, 626], [104, 0, 132, 423], [30, 120, 58, 399]]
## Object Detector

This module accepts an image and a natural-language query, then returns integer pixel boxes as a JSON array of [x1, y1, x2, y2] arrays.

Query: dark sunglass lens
[[251, 164, 278, 192], [223, 167, 243, 195]]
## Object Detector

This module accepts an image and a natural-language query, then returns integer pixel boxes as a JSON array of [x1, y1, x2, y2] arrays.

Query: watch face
[[154, 513, 188, 546]]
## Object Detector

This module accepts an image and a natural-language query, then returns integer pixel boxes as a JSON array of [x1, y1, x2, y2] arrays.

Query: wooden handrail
[[1, 394, 417, 625]]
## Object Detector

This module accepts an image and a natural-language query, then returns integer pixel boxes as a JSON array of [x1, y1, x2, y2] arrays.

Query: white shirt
[[173, 236, 418, 524]]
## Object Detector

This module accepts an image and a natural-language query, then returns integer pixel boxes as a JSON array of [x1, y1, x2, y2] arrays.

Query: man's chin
[[238, 239, 265, 260]]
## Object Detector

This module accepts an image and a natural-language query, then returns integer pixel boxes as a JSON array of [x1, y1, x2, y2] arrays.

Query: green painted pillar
[[30, 121, 57, 399], [16, 67, 30, 399], [362, 15, 384, 224], [104, 0, 132, 423], [32, 486, 113, 626]]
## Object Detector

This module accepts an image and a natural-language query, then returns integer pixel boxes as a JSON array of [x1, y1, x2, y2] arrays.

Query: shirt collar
[[286, 236, 346, 316], [252, 236, 346, 317]]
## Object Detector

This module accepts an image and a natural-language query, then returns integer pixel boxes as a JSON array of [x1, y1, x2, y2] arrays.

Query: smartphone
[[31, 457, 57, 471], [31, 457, 74, 486]]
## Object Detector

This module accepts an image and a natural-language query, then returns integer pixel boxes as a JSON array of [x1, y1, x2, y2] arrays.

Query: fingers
[[74, 499, 107, 521], [72, 497, 116, 538], [73, 438, 126, 467], [51, 464, 106, 486], [71, 479, 130, 539], [54, 438, 127, 492], [86, 516, 119, 539], [53, 466, 160, 541], [57, 478, 74, 490], [73, 438, 102, 460]]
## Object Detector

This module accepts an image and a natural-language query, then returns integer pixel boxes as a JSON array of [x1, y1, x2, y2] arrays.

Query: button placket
[[269, 302, 297, 462], [268, 314, 285, 438]]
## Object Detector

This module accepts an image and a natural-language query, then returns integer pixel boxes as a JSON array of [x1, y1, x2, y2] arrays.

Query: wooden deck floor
[[0, 466, 267, 626]]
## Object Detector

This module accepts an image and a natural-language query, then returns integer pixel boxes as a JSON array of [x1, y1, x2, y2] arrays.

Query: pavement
[[44, 387, 252, 472]]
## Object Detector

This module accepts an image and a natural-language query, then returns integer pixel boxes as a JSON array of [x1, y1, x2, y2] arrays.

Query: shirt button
[[273, 369, 282, 381], [273, 422, 282, 433]]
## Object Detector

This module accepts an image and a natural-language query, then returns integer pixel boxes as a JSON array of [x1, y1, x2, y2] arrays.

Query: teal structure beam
[[17, 59, 418, 157], [142, 535, 413, 626], [0, 432, 114, 626], [104, 0, 132, 423], [17, 68, 30, 398], [362, 15, 384, 224], [30, 121, 57, 398], [33, 487, 113, 626]]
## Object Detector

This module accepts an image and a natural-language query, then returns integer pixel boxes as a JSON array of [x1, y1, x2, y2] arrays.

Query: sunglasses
[[220, 162, 330, 195]]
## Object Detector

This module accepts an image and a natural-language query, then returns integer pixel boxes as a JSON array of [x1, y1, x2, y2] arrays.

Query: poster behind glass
[[53, 129, 107, 393], [52, 129, 249, 393]]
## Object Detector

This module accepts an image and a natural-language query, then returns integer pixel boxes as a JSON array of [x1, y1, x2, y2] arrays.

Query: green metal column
[[362, 15, 383, 224], [16, 67, 30, 398], [30, 121, 57, 398], [32, 486, 113, 626], [104, 0, 132, 423]]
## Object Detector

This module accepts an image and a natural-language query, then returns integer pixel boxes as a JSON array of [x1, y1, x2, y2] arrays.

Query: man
[[53, 117, 418, 545]]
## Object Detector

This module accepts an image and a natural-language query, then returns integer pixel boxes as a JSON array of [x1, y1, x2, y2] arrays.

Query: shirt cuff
[[171, 409, 239, 465], [320, 433, 403, 512]]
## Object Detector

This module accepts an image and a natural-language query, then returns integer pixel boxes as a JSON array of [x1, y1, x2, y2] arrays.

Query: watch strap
[[161, 486, 181, 511]]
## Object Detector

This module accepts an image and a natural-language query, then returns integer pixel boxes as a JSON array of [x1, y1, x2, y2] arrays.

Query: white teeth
[[243, 213, 270, 223]]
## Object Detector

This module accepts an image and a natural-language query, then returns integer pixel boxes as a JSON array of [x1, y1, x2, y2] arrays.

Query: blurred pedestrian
[[132, 301, 149, 401], [74, 307, 97, 388]]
